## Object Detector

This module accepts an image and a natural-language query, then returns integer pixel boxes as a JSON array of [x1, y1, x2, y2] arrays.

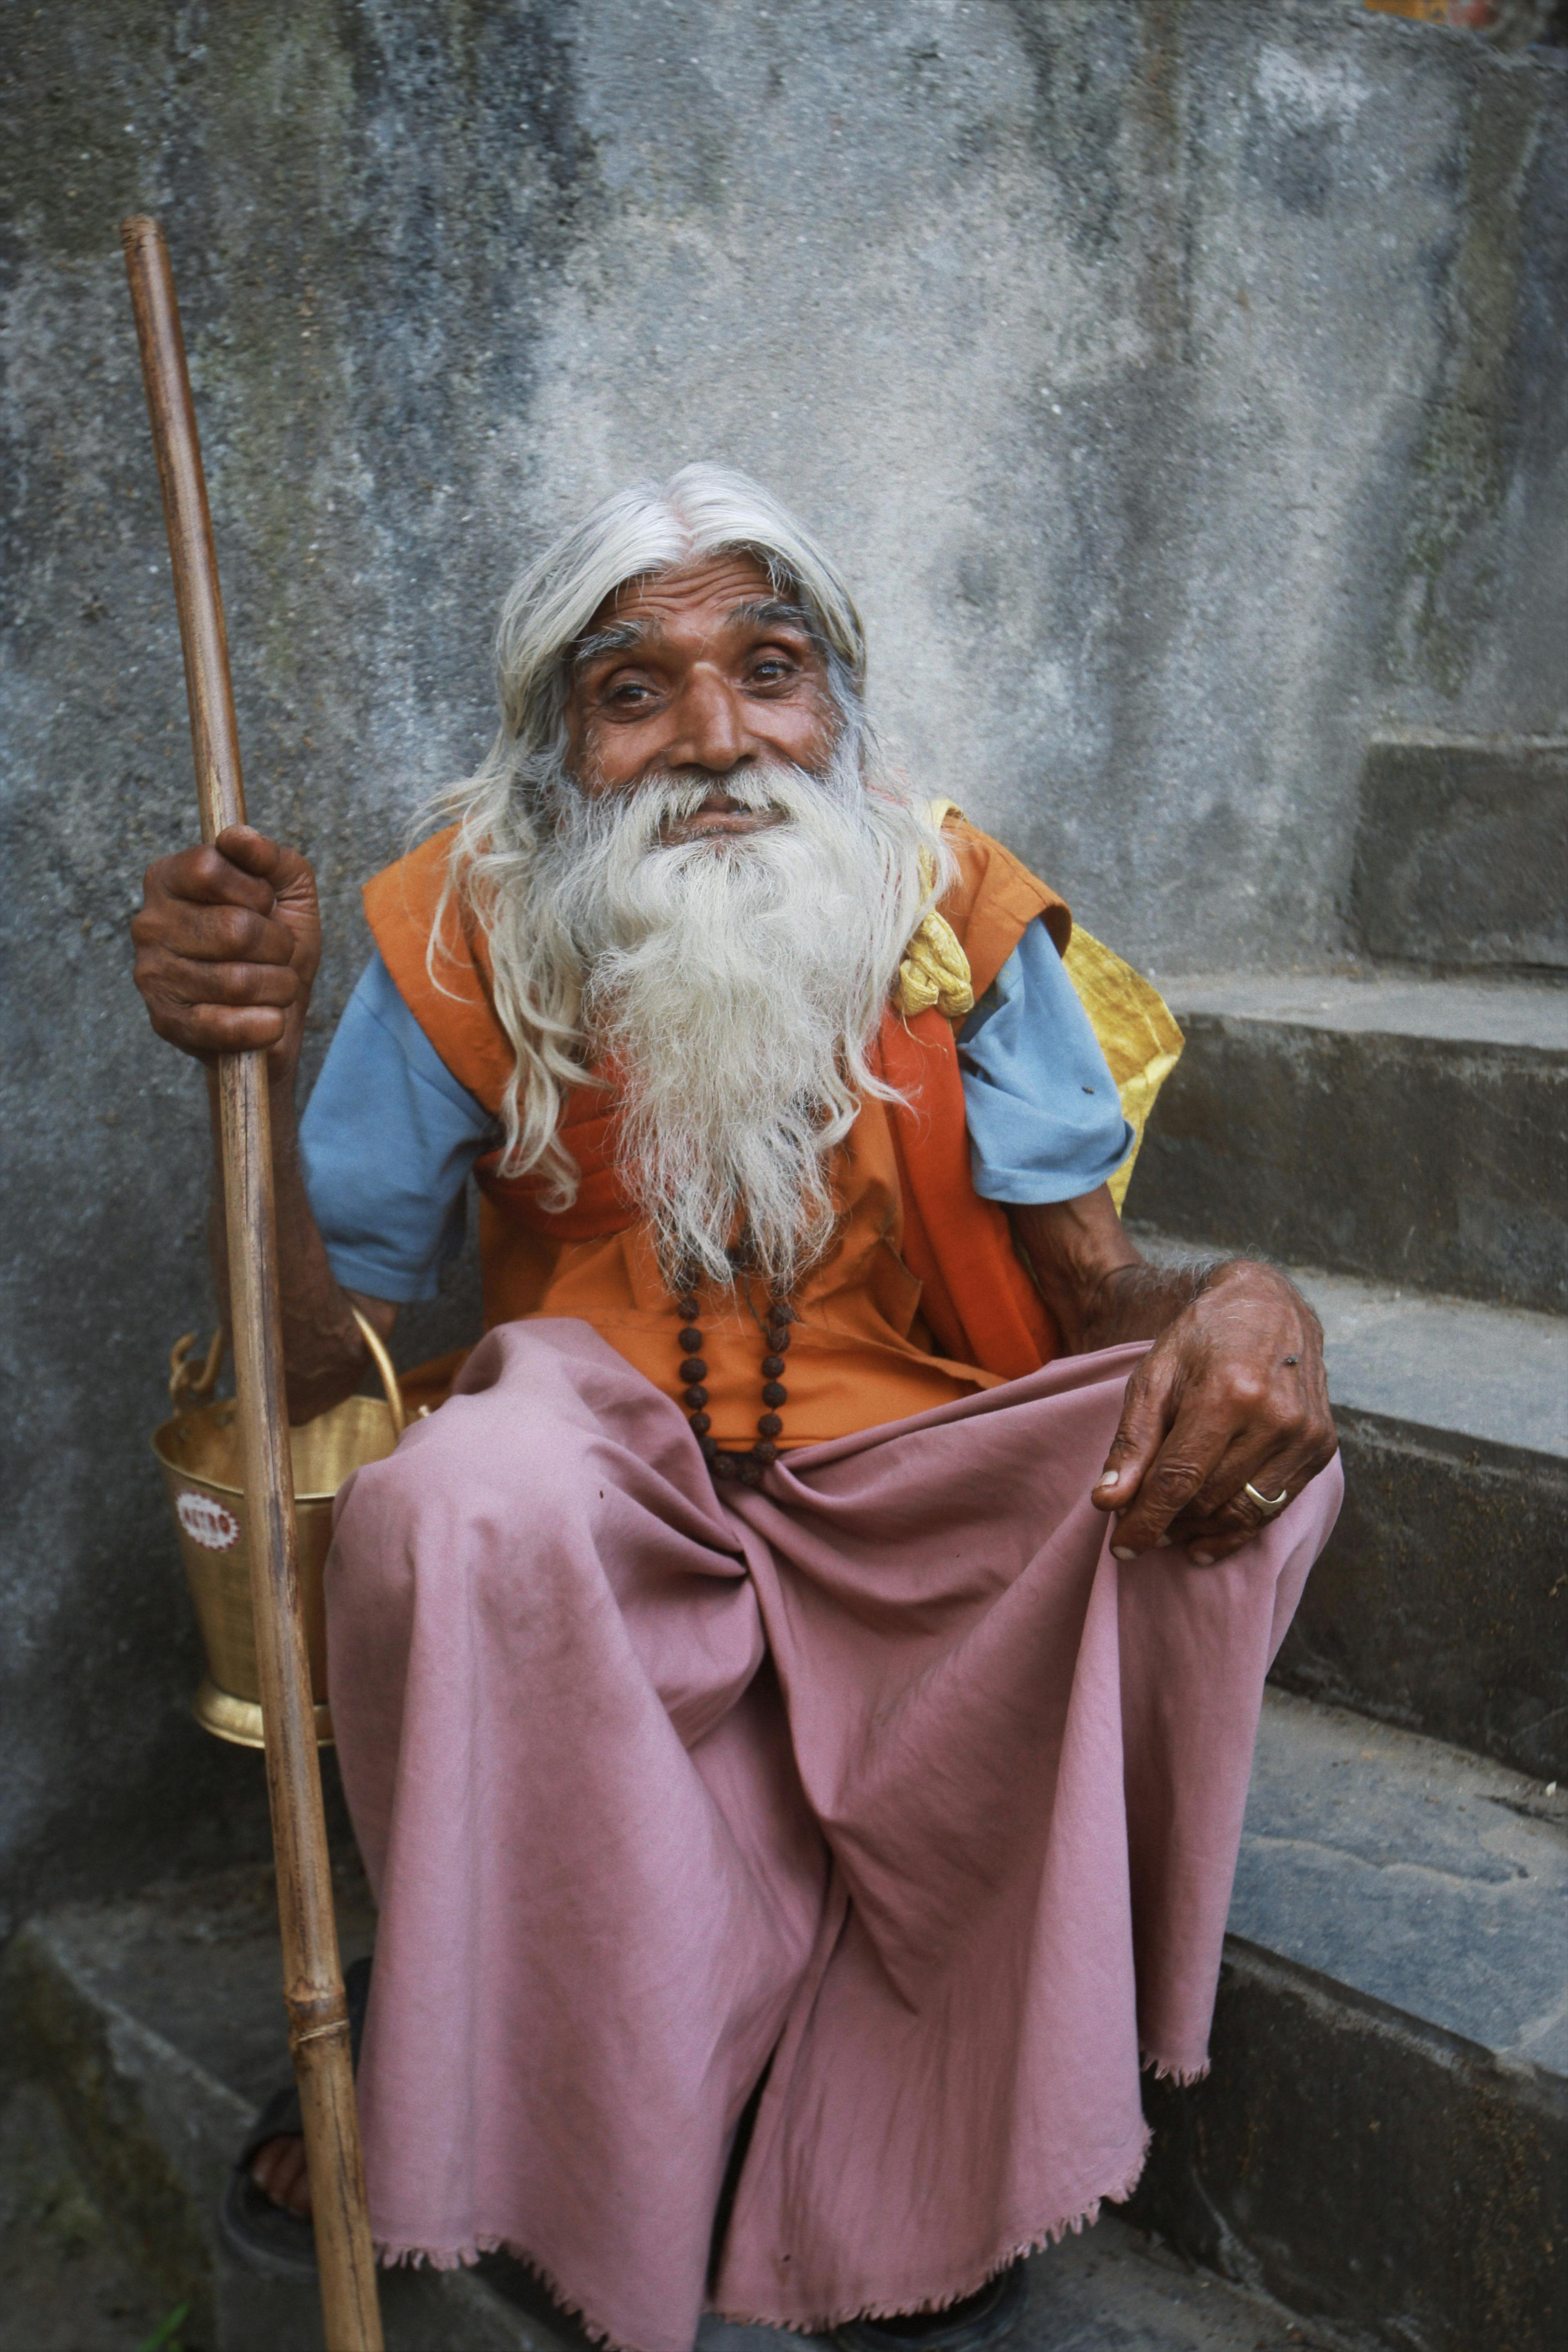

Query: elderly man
[[131, 466, 1339, 2352]]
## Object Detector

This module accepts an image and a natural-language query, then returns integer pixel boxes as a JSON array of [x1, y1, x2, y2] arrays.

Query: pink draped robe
[[325, 1319, 1341, 2352]]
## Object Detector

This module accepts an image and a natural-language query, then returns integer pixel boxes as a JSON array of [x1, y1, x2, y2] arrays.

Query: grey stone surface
[[1123, 980, 1568, 1309], [1235, 1690, 1568, 2071], [1149, 968, 1568, 1045], [3, 3, 1567, 1916], [1291, 1268, 1568, 1776], [1349, 732, 1568, 970], [1125, 1704, 1568, 2350], [0, 2079, 169, 2352], [1127, 1938, 1567, 2352], [1295, 1262, 1568, 1455], [1276, 1405, 1568, 1779], [1, 1864, 553, 2352]]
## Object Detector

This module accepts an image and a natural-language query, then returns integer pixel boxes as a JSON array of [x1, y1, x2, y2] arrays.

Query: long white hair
[[428, 464, 949, 1274]]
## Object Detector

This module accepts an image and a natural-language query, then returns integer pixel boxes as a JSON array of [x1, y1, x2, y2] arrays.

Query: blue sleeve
[[298, 952, 494, 1303], [958, 918, 1135, 1205]]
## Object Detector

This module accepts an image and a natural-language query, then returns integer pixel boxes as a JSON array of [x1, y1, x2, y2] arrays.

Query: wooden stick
[[120, 215, 384, 2352]]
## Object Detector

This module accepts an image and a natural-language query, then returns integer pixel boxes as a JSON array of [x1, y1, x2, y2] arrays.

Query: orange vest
[[364, 816, 1067, 1446]]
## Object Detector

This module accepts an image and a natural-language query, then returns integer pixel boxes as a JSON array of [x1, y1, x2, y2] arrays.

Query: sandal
[[831, 2258, 1029, 2352], [218, 1953, 372, 2280]]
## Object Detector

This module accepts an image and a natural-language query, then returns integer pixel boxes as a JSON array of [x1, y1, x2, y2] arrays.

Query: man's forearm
[[1007, 1189, 1261, 1354], [205, 1066, 371, 1423], [1074, 1254, 1225, 1350]]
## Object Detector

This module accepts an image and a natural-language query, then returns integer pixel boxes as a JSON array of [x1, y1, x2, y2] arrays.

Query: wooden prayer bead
[[671, 1274, 793, 1485]]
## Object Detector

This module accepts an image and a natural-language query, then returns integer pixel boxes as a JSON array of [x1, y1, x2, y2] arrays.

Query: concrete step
[[1129, 1690, 1568, 2352], [0, 2077, 172, 2352], [0, 1861, 1349, 2352], [0, 1862, 540, 2352], [1348, 732, 1568, 973], [1123, 971, 1568, 1311], [1280, 1266, 1568, 1780], [1128, 1242, 1568, 1780]]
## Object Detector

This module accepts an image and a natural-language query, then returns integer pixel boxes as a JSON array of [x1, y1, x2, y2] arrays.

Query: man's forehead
[[584, 551, 786, 644]]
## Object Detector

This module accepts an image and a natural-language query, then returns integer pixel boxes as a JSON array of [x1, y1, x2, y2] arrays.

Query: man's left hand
[[1091, 1261, 1336, 1564]]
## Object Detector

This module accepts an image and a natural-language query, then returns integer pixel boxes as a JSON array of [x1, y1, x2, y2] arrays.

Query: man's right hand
[[131, 826, 321, 1082]]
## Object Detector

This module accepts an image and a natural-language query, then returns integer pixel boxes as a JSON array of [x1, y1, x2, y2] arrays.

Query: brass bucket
[[152, 1309, 407, 1749]]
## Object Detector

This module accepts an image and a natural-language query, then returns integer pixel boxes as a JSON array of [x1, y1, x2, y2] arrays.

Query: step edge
[[1332, 1399, 1568, 1478], [1163, 1005, 1568, 1054], [1362, 729, 1568, 753], [1256, 1685, 1568, 1817], [4, 1917, 565, 2352], [1217, 1932, 1568, 2115], [2, 1918, 238, 2330]]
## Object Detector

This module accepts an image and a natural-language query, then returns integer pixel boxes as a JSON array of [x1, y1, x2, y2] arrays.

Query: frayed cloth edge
[[710, 2129, 1152, 2337], [1140, 2046, 1212, 2088], [375, 2232, 642, 2352]]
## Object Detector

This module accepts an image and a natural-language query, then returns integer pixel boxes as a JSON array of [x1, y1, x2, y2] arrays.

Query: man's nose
[[666, 666, 751, 772]]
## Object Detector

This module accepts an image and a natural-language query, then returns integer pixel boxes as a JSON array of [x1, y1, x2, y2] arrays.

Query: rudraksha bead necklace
[[673, 1272, 794, 1486]]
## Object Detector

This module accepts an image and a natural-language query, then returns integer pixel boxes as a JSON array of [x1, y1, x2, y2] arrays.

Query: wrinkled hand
[[131, 825, 321, 1082], [1091, 1261, 1336, 1564]]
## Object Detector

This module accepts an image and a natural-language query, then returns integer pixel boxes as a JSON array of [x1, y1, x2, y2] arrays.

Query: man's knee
[[331, 1356, 626, 1619]]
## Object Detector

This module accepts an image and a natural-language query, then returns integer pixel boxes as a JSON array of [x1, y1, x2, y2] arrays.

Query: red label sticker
[[176, 1490, 241, 1552]]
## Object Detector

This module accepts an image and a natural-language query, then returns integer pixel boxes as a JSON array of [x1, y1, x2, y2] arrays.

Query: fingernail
[[1111, 1545, 1136, 1561], [1192, 1550, 1214, 1566], [1156, 1534, 1172, 1549], [1096, 1470, 1120, 1490]]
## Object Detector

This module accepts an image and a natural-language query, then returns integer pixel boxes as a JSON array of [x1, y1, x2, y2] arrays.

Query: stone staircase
[[2, 1864, 1340, 2352], [1120, 733, 1568, 2351]]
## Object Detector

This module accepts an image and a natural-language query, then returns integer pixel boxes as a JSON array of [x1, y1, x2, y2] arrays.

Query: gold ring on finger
[[1244, 1481, 1291, 1521]]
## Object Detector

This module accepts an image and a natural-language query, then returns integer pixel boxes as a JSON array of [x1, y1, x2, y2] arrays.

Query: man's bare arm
[[133, 824, 394, 1423], [203, 1065, 395, 1422], [1009, 1189, 1336, 1565]]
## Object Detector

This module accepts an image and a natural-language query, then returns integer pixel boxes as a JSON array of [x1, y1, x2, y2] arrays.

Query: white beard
[[521, 749, 936, 1291]]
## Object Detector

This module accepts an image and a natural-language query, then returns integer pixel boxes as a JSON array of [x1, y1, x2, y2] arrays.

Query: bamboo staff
[[120, 216, 383, 2352]]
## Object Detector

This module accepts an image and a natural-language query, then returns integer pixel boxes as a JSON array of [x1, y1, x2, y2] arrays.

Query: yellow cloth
[[896, 843, 976, 1020], [1062, 925, 1185, 1210], [896, 800, 1184, 1212]]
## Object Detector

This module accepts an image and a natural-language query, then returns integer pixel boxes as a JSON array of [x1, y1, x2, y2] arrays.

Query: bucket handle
[[350, 1308, 407, 1437], [169, 1327, 226, 1412], [167, 1307, 407, 1436]]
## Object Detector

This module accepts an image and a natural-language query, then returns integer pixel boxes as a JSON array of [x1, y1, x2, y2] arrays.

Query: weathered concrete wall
[[2, 1, 1564, 1921]]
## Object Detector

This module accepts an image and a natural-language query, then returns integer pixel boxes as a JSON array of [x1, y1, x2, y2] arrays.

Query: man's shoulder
[[361, 826, 514, 1111], [928, 803, 1071, 998], [362, 824, 462, 938]]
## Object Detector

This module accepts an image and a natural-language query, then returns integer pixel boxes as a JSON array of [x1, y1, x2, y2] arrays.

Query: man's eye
[[750, 657, 793, 684], [606, 680, 653, 706]]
